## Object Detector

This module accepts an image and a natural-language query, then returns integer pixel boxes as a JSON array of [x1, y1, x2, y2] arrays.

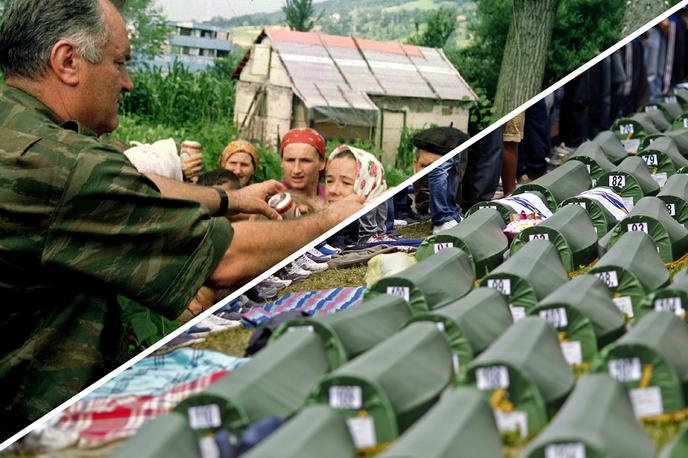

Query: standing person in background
[[219, 139, 259, 188], [501, 112, 525, 196], [412, 126, 469, 234]]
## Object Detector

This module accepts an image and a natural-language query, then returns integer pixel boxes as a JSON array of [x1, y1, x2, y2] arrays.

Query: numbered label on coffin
[[595, 270, 619, 288], [346, 416, 377, 449], [539, 307, 568, 329], [528, 232, 549, 241], [684, 118, 688, 128], [608, 357, 642, 383], [433, 242, 454, 253], [188, 404, 222, 430], [630, 386, 664, 418], [608, 174, 627, 188], [476, 365, 510, 390], [642, 154, 659, 167], [619, 123, 635, 135], [386, 286, 410, 302], [627, 222, 649, 233], [545, 443, 586, 458], [487, 278, 511, 295], [666, 203, 676, 216], [654, 297, 685, 316], [494, 410, 528, 439], [329, 386, 363, 409]]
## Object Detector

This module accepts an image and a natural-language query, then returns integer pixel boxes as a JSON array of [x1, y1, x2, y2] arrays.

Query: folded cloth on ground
[[327, 244, 417, 270], [85, 348, 248, 399], [364, 252, 418, 288], [241, 286, 366, 328], [343, 238, 422, 251]]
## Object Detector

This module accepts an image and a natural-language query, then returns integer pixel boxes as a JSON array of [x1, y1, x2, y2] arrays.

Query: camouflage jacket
[[0, 87, 232, 434]]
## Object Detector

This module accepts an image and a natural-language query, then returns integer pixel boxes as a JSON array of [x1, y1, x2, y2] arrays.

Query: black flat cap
[[413, 126, 469, 155]]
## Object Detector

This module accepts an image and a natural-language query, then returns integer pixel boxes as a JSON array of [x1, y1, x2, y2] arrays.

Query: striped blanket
[[242, 286, 366, 327]]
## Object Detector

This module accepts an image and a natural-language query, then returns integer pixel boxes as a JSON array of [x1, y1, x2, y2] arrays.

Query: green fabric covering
[[466, 191, 551, 223], [530, 275, 625, 365], [605, 196, 688, 263], [632, 112, 663, 134], [592, 130, 629, 164], [271, 294, 412, 369], [659, 424, 688, 458], [379, 388, 502, 458], [309, 322, 454, 446], [510, 205, 598, 272], [513, 160, 592, 209], [242, 406, 356, 458], [560, 192, 623, 237], [658, 99, 684, 119], [569, 141, 615, 181], [416, 208, 508, 277], [408, 288, 513, 370], [590, 231, 670, 319], [667, 128, 688, 157], [464, 317, 575, 437], [659, 174, 688, 228], [611, 117, 648, 140], [639, 136, 688, 175], [595, 312, 688, 416], [175, 331, 329, 432], [598, 156, 660, 205], [367, 247, 474, 314], [637, 267, 688, 321], [520, 374, 655, 458], [481, 240, 569, 314], [111, 413, 201, 458], [673, 114, 688, 131]]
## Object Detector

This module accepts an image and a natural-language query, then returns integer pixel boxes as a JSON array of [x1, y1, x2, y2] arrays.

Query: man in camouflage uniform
[[0, 0, 363, 438]]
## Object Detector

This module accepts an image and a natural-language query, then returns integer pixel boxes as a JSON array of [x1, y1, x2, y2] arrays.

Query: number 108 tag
[[476, 365, 510, 390], [329, 386, 363, 409]]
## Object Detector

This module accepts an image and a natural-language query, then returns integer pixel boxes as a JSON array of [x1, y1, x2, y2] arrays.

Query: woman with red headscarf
[[279, 127, 327, 200]]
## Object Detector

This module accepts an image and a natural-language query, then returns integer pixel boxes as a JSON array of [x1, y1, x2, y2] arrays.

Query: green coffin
[[308, 322, 454, 447], [659, 173, 688, 228], [638, 136, 688, 176], [592, 130, 629, 164], [416, 208, 508, 277], [590, 231, 670, 320], [464, 317, 575, 438], [560, 187, 629, 237], [367, 247, 474, 314], [568, 141, 615, 182], [175, 330, 329, 433], [530, 275, 625, 367], [611, 117, 647, 141], [407, 288, 513, 371], [379, 388, 502, 458], [510, 205, 598, 272], [667, 128, 688, 157], [637, 267, 688, 322], [466, 191, 552, 223], [241, 406, 356, 458], [641, 105, 673, 131], [513, 160, 592, 210], [111, 413, 201, 458], [673, 113, 688, 131], [658, 98, 684, 120], [594, 311, 688, 418], [659, 424, 688, 458], [604, 196, 688, 263], [271, 294, 412, 369], [597, 156, 660, 206], [520, 374, 655, 458], [481, 240, 569, 316]]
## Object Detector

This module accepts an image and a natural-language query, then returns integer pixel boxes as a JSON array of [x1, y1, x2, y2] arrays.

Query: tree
[[407, 6, 458, 48], [493, 0, 560, 117], [621, 0, 672, 37], [120, 0, 170, 65], [282, 0, 319, 32]]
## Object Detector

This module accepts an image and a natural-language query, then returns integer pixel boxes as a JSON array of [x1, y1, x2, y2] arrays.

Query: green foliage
[[282, 0, 320, 31], [395, 126, 423, 172], [120, 0, 171, 64], [467, 89, 498, 134], [407, 6, 458, 48]]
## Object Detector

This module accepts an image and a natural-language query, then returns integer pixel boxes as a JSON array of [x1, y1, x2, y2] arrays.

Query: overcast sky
[[154, 0, 328, 21]]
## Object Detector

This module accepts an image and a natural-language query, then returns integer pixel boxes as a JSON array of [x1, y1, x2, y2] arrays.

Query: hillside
[[213, 0, 475, 48]]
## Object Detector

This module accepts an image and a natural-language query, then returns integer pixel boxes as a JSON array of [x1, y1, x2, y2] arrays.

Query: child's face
[[326, 156, 357, 204]]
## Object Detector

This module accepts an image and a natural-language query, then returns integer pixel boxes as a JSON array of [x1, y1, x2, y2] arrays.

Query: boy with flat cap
[[412, 126, 469, 234]]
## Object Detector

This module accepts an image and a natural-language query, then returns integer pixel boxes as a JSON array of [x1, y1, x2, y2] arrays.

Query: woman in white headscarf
[[326, 145, 389, 244]]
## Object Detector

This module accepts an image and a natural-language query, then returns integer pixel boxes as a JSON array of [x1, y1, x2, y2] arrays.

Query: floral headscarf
[[328, 145, 387, 201]]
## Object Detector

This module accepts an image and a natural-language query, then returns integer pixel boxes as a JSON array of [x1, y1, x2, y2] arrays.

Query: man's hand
[[225, 180, 285, 220], [326, 194, 366, 225], [181, 152, 203, 181]]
